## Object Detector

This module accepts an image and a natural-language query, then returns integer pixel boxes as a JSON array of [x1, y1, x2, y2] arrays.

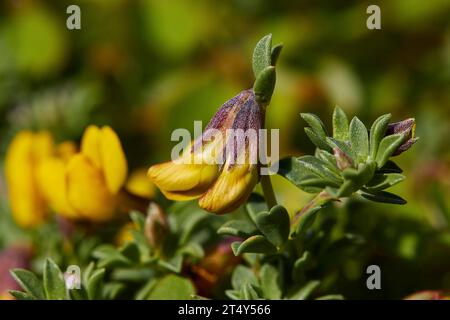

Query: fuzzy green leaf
[[218, 220, 258, 238], [236, 235, 277, 255], [288, 280, 320, 300], [304, 127, 332, 152], [254, 205, 290, 247], [253, 66, 276, 103], [8, 290, 36, 300], [369, 114, 391, 159], [375, 133, 405, 168], [260, 264, 282, 299], [326, 137, 354, 160], [43, 259, 67, 300], [332, 106, 349, 140], [349, 117, 369, 163], [241, 283, 260, 300], [252, 34, 272, 78], [10, 269, 45, 300], [365, 173, 405, 192], [87, 269, 105, 300], [293, 206, 322, 237], [232, 266, 258, 290], [271, 43, 283, 66], [147, 275, 195, 300], [301, 113, 328, 137]]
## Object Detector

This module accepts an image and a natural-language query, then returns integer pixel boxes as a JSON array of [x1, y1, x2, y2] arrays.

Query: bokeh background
[[0, 0, 449, 299]]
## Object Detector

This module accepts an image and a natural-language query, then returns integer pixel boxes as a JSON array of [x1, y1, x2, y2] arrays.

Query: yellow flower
[[5, 125, 135, 226], [5, 131, 53, 228], [65, 125, 128, 222], [148, 89, 263, 214]]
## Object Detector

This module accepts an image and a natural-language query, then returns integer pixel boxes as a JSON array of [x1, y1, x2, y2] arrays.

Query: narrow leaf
[[10, 269, 45, 300], [43, 259, 67, 300], [332, 106, 349, 140], [218, 220, 258, 238], [252, 34, 272, 78], [369, 114, 391, 159], [349, 117, 369, 163], [361, 191, 407, 204], [375, 133, 405, 168], [236, 235, 277, 255]]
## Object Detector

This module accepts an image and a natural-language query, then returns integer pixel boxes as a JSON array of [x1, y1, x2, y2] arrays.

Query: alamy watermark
[[170, 121, 280, 175]]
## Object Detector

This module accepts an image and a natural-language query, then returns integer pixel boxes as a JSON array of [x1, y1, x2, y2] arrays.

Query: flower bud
[[144, 202, 169, 249], [334, 147, 353, 170], [386, 118, 418, 156]]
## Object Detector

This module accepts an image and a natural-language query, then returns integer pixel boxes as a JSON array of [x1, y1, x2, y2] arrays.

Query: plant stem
[[292, 190, 334, 226], [261, 174, 277, 209]]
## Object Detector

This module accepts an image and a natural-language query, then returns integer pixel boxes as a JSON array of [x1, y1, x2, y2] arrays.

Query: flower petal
[[199, 163, 258, 214], [148, 160, 219, 194], [81, 125, 102, 168], [99, 126, 128, 194], [5, 131, 47, 228], [37, 157, 80, 220], [66, 154, 117, 222]]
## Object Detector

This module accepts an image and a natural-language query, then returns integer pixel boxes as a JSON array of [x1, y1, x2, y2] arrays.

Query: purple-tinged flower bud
[[334, 147, 353, 170], [386, 118, 418, 156]]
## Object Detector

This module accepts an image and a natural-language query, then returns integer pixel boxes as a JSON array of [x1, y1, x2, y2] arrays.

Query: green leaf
[[377, 160, 403, 174], [369, 114, 391, 159], [332, 106, 349, 140], [8, 290, 36, 300], [236, 235, 277, 255], [231, 266, 258, 290], [158, 254, 183, 273], [260, 264, 282, 299], [179, 211, 210, 245], [315, 149, 339, 175], [225, 290, 241, 300], [361, 191, 407, 204], [231, 241, 242, 256], [293, 206, 322, 237], [342, 161, 376, 187], [252, 34, 272, 78], [301, 113, 328, 137], [253, 66, 276, 103], [147, 275, 195, 300], [103, 282, 125, 300], [43, 259, 67, 300], [288, 280, 320, 300], [316, 294, 345, 300], [93, 245, 131, 268], [349, 117, 369, 163], [10, 269, 45, 300], [304, 127, 332, 152], [300, 156, 340, 182], [365, 173, 405, 192], [119, 242, 141, 263], [326, 137, 354, 160], [218, 220, 259, 238], [241, 283, 260, 300], [375, 133, 405, 168], [271, 43, 283, 66], [87, 269, 105, 300], [135, 279, 157, 300], [254, 205, 290, 247], [278, 157, 323, 193], [292, 251, 312, 281]]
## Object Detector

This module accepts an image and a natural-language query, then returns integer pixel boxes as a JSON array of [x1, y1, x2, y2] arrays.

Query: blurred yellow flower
[[5, 131, 53, 228], [148, 89, 262, 214], [5, 125, 143, 225]]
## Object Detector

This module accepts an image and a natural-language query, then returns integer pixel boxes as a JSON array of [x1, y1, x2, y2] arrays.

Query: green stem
[[292, 190, 334, 227], [261, 174, 277, 209]]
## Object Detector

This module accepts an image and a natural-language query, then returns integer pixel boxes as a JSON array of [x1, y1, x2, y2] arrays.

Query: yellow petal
[[37, 157, 80, 220], [125, 168, 156, 199], [148, 161, 218, 194], [199, 164, 258, 214], [80, 125, 102, 168], [5, 131, 47, 228], [99, 126, 128, 194], [66, 154, 117, 222], [57, 141, 77, 162], [32, 131, 55, 161]]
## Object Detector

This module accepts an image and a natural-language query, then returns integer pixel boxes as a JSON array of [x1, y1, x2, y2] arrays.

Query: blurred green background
[[0, 0, 449, 299]]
